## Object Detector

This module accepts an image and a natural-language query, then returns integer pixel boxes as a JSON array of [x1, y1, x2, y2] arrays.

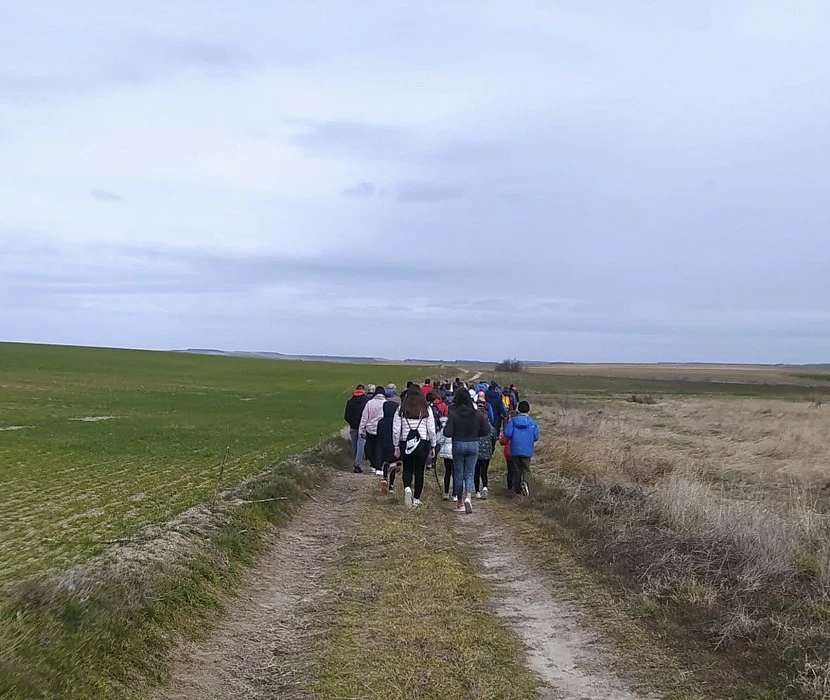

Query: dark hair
[[356, 384, 365, 390], [424, 378, 431, 385], [401, 389, 428, 419], [518, 400, 530, 413], [452, 389, 473, 409], [455, 377, 460, 382], [406, 381, 414, 389], [426, 391, 436, 402], [374, 385, 387, 396]]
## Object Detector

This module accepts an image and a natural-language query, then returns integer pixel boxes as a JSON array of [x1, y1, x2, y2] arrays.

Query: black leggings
[[474, 458, 490, 492], [443, 458, 454, 494], [402, 449, 428, 499], [364, 433, 381, 471]]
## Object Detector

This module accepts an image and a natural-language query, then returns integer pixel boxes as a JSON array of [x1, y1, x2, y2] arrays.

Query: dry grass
[[528, 394, 830, 698]]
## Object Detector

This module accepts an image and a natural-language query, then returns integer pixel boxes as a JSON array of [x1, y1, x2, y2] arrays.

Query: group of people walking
[[343, 377, 540, 513]]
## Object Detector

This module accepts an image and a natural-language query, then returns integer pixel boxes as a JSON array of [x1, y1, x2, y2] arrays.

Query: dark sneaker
[[353, 466, 363, 474], [521, 481, 529, 497]]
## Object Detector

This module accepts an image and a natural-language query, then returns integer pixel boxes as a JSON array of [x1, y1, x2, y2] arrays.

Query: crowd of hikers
[[344, 377, 540, 513]]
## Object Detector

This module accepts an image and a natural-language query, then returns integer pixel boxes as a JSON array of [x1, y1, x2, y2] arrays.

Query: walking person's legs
[[365, 433, 380, 473], [350, 428, 362, 472], [451, 450, 466, 506], [474, 460, 482, 494], [402, 452, 415, 506], [443, 458, 454, 498], [413, 454, 426, 502], [514, 456, 531, 495], [479, 458, 490, 498], [506, 458, 515, 491]]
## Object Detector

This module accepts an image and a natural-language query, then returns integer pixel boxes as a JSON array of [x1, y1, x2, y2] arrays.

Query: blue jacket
[[485, 389, 507, 426], [504, 414, 539, 457]]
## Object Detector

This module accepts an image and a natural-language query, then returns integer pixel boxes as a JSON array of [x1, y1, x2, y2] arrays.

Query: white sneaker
[[521, 481, 530, 497], [464, 497, 473, 514], [412, 498, 422, 508], [404, 487, 413, 508], [451, 495, 458, 503], [442, 492, 450, 501], [475, 491, 482, 499], [482, 487, 488, 500], [375, 469, 383, 476]]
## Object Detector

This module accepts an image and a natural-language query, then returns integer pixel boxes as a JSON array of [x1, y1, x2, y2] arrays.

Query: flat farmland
[[0, 343, 417, 585]]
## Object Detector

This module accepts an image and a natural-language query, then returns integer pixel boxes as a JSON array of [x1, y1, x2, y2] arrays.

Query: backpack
[[402, 414, 427, 456], [430, 402, 442, 428]]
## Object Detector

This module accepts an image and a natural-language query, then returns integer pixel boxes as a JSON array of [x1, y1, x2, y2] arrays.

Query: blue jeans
[[452, 440, 479, 499], [349, 428, 365, 468]]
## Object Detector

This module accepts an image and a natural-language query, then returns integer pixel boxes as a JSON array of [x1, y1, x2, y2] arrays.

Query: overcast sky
[[2, 1, 829, 362]]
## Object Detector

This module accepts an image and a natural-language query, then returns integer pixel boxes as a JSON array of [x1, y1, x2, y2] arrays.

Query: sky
[[2, 1, 829, 363]]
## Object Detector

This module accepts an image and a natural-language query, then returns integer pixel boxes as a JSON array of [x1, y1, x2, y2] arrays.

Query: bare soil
[[455, 504, 659, 700]]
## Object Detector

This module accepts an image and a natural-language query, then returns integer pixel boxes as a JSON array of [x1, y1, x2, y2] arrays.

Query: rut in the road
[[455, 501, 660, 700], [154, 470, 361, 700]]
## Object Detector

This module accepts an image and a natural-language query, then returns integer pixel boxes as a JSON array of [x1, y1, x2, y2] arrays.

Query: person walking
[[344, 384, 369, 473], [474, 394, 496, 499], [485, 381, 508, 437], [444, 389, 490, 513], [436, 415, 454, 501], [504, 400, 540, 496], [385, 383, 401, 405], [377, 399, 400, 494], [393, 390, 437, 507], [359, 385, 388, 475]]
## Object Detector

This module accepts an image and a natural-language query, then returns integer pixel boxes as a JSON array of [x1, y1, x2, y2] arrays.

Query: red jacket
[[435, 398, 449, 417], [421, 384, 432, 397], [499, 417, 512, 459]]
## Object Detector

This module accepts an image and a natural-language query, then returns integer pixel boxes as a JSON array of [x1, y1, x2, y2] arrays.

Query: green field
[[0, 343, 424, 585]]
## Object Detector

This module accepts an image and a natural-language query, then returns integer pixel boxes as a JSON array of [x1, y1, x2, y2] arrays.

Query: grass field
[[0, 342, 426, 585]]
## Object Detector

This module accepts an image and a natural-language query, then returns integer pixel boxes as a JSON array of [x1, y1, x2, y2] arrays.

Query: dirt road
[[154, 470, 661, 699]]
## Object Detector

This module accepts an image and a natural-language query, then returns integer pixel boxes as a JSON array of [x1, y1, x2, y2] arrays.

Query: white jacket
[[358, 394, 387, 437], [393, 410, 437, 448], [436, 417, 453, 459]]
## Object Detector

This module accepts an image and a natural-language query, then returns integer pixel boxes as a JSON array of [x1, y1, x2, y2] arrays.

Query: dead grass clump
[[628, 394, 658, 405]]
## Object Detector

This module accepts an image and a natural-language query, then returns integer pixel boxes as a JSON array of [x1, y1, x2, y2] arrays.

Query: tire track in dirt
[[153, 470, 364, 700], [454, 502, 660, 700]]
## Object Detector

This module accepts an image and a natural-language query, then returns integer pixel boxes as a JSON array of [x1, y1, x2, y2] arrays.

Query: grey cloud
[[90, 190, 123, 202], [342, 181, 375, 197], [0, 33, 250, 104], [395, 181, 463, 203]]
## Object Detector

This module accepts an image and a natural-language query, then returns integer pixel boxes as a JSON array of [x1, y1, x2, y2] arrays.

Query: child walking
[[474, 394, 496, 499], [503, 401, 540, 496], [436, 415, 454, 500]]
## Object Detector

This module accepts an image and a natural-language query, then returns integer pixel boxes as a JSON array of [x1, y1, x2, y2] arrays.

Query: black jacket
[[377, 400, 400, 464], [344, 393, 369, 429], [444, 405, 490, 441]]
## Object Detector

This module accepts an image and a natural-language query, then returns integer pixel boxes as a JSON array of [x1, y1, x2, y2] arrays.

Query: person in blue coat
[[485, 381, 508, 436], [504, 400, 540, 497]]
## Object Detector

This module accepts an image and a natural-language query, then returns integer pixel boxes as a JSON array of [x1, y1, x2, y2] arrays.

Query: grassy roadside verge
[[0, 435, 351, 700], [490, 449, 825, 700], [310, 486, 541, 699]]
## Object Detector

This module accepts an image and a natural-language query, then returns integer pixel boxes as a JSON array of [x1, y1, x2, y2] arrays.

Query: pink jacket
[[359, 394, 387, 437]]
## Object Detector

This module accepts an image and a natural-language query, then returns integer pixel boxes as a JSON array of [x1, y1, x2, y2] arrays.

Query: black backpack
[[401, 414, 427, 456]]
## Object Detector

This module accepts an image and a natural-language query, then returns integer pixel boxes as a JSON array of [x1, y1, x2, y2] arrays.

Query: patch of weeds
[[628, 394, 658, 405]]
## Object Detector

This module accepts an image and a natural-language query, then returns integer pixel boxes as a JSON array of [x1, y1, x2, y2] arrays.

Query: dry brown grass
[[529, 394, 830, 698], [528, 363, 830, 386]]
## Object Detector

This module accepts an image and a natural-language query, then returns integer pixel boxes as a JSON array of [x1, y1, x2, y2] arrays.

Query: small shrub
[[495, 358, 524, 373], [628, 394, 657, 405]]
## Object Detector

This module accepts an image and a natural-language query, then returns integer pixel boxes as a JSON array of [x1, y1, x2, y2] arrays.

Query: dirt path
[[455, 504, 660, 700], [153, 470, 363, 700], [153, 467, 664, 699]]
